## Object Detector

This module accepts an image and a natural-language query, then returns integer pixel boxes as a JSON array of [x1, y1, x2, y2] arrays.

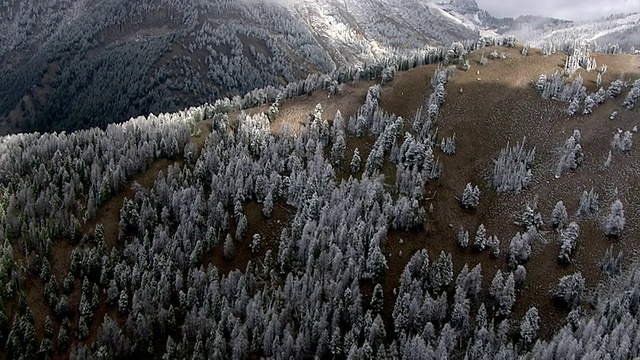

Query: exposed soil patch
[[271, 80, 377, 134]]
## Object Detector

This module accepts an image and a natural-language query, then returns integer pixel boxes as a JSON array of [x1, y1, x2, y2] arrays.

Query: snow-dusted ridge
[[496, 12, 640, 50], [287, 0, 495, 53]]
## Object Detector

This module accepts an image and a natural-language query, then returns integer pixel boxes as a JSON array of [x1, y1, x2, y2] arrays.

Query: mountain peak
[[441, 0, 480, 13]]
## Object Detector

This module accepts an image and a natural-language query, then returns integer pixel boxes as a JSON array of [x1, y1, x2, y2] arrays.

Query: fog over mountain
[[477, 0, 638, 21]]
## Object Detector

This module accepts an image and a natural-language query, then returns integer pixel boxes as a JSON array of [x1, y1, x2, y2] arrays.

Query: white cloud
[[476, 0, 639, 21]]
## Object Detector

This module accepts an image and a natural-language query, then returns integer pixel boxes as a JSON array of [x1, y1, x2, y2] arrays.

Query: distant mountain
[[287, 0, 493, 55], [0, 0, 636, 134], [495, 12, 640, 50], [0, 0, 500, 134]]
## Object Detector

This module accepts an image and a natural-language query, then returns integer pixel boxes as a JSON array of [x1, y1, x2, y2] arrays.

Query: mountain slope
[[0, 0, 637, 135], [1, 43, 639, 359], [0, 0, 494, 135], [495, 12, 640, 51]]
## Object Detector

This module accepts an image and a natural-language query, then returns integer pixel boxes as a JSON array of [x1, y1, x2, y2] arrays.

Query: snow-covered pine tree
[[553, 272, 584, 308], [442, 134, 456, 155], [349, 148, 361, 174], [607, 77, 624, 98], [492, 138, 535, 193], [331, 111, 347, 165], [604, 199, 625, 238], [519, 307, 540, 346], [461, 183, 480, 209], [457, 227, 470, 248], [611, 130, 633, 152], [263, 191, 274, 218], [496, 273, 516, 317], [521, 202, 543, 230], [578, 188, 599, 217], [366, 245, 388, 283], [490, 270, 504, 299], [508, 231, 532, 268], [622, 78, 640, 109], [555, 131, 583, 177], [223, 234, 234, 260], [250, 234, 261, 254], [429, 251, 453, 292], [488, 235, 500, 257], [474, 224, 487, 251], [601, 246, 623, 277], [370, 283, 384, 314], [551, 201, 568, 229], [558, 222, 579, 263], [514, 265, 527, 288]]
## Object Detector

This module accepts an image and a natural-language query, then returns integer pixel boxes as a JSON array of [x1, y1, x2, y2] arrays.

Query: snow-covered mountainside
[[0, 0, 496, 134], [0, 0, 636, 134], [289, 0, 496, 57], [494, 12, 640, 51]]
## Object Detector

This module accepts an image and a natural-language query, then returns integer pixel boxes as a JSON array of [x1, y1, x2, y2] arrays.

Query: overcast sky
[[475, 0, 639, 21]]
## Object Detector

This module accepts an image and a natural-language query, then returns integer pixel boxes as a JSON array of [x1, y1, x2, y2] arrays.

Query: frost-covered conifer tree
[[558, 222, 579, 263], [223, 234, 234, 260], [370, 283, 384, 314], [607, 77, 624, 98], [461, 183, 480, 209], [604, 199, 625, 238], [263, 191, 274, 218], [235, 214, 247, 241], [489, 270, 504, 301], [429, 251, 453, 291], [578, 188, 599, 217], [474, 224, 487, 251], [519, 307, 540, 346], [508, 231, 532, 268], [611, 130, 633, 152], [514, 265, 527, 288], [521, 202, 543, 229], [118, 289, 128, 314], [457, 228, 469, 248], [622, 78, 640, 109], [331, 111, 347, 165], [551, 201, 568, 229], [366, 245, 388, 283], [349, 148, 361, 174], [250, 234, 261, 254], [442, 134, 456, 155], [492, 138, 535, 192], [555, 131, 583, 177], [553, 272, 584, 308], [601, 246, 623, 277], [488, 235, 500, 257], [582, 94, 595, 114], [496, 273, 516, 317]]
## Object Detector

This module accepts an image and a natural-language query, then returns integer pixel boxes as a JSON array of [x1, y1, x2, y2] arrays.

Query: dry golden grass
[[378, 45, 640, 337]]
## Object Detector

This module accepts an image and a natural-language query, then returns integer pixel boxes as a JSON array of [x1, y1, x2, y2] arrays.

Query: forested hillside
[[2, 0, 635, 136], [0, 0, 489, 135], [1, 36, 640, 359], [499, 13, 640, 50]]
